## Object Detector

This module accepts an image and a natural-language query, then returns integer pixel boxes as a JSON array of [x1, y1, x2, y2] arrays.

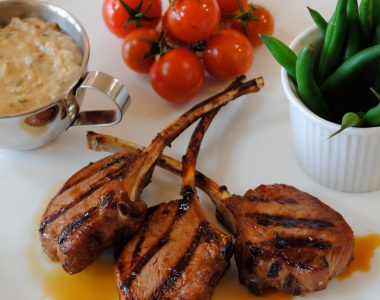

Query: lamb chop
[[114, 110, 234, 300], [87, 133, 355, 296], [39, 76, 264, 274]]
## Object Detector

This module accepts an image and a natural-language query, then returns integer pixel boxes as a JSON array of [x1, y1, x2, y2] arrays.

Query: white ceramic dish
[[282, 26, 380, 192], [1, 1, 380, 300]]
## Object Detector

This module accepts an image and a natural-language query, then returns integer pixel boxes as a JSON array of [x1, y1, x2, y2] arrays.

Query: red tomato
[[231, 4, 274, 47], [122, 28, 160, 73], [217, 0, 247, 15], [203, 29, 253, 81], [162, 11, 189, 47], [150, 48, 205, 102], [166, 0, 221, 44], [103, 0, 162, 38]]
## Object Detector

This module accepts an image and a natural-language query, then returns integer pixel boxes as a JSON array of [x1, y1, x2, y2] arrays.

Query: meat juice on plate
[[28, 233, 380, 300], [29, 246, 117, 300], [337, 234, 380, 280]]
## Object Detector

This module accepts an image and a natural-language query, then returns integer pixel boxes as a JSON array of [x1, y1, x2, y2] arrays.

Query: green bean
[[296, 45, 331, 119], [317, 0, 348, 82], [363, 88, 380, 126], [329, 112, 363, 138], [372, 0, 380, 42], [260, 34, 297, 79], [344, 0, 361, 60], [370, 0, 380, 94], [321, 45, 380, 93], [307, 7, 327, 35], [359, 0, 373, 45]]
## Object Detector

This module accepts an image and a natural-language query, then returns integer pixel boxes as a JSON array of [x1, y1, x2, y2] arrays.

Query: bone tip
[[86, 131, 98, 150], [255, 76, 265, 88]]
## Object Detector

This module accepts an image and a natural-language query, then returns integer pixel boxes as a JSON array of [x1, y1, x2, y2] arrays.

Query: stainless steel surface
[[0, 0, 130, 150], [72, 71, 131, 127]]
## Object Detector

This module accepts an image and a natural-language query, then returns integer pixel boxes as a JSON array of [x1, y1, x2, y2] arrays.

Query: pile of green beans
[[261, 0, 380, 136]]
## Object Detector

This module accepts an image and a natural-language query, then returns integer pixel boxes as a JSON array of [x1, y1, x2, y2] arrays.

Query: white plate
[[1, 0, 379, 299]]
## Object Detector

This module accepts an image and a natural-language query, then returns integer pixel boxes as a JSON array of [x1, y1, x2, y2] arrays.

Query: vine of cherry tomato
[[103, 0, 274, 103]]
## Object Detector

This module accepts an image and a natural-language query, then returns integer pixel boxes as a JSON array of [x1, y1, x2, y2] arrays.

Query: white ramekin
[[281, 26, 380, 193]]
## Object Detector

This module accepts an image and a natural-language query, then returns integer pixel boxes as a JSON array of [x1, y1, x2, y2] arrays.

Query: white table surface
[[1, 0, 379, 299]]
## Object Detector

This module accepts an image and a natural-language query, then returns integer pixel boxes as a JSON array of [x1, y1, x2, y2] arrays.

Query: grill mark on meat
[[58, 156, 128, 194], [119, 199, 193, 296], [132, 228, 147, 262], [39, 165, 128, 234], [246, 196, 297, 204], [267, 261, 282, 278], [274, 235, 332, 250], [250, 246, 264, 256], [150, 222, 209, 300], [246, 278, 262, 295], [57, 206, 98, 244], [246, 255, 256, 273], [40, 186, 99, 234], [115, 206, 160, 261], [283, 273, 301, 295], [177, 187, 194, 217], [245, 236, 331, 274], [202, 225, 220, 243], [296, 262, 312, 270], [100, 191, 115, 207], [120, 235, 170, 295], [245, 246, 264, 273], [221, 239, 234, 261], [246, 213, 334, 229]]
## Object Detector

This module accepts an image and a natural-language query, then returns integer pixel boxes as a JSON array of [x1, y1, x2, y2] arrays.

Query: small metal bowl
[[0, 0, 130, 150]]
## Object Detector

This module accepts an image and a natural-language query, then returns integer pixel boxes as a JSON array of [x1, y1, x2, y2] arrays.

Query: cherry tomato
[[231, 4, 274, 47], [162, 11, 189, 48], [122, 28, 160, 73], [103, 0, 162, 38], [217, 0, 247, 15], [166, 0, 221, 44], [150, 48, 205, 102], [203, 29, 253, 81]]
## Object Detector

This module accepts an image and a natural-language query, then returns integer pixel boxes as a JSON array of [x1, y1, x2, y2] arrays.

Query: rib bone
[[39, 76, 263, 274]]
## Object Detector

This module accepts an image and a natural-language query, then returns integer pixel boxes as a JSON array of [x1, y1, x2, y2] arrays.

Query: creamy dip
[[0, 17, 82, 116]]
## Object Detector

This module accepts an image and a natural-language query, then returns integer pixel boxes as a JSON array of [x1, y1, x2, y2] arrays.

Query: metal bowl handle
[[70, 71, 130, 127]]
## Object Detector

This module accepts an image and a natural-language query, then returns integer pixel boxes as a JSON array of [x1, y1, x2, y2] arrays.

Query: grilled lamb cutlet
[[115, 110, 234, 300], [87, 133, 355, 296], [39, 76, 264, 274]]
